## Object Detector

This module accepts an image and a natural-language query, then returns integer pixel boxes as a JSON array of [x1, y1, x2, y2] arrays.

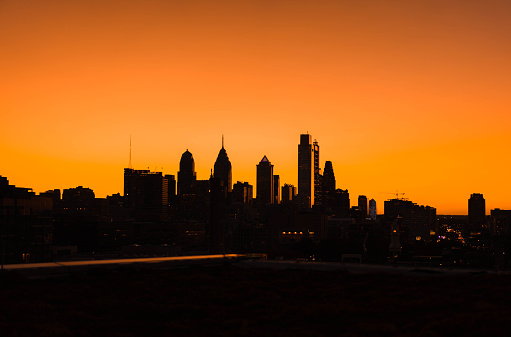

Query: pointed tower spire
[[128, 135, 132, 169], [222, 134, 224, 149]]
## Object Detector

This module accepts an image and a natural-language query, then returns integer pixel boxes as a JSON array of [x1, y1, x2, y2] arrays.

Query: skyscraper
[[256, 155, 274, 205], [468, 193, 486, 232], [313, 140, 321, 206], [124, 168, 164, 221], [163, 174, 176, 205], [321, 161, 336, 210], [358, 195, 368, 217], [334, 189, 350, 217], [214, 136, 232, 193], [177, 150, 196, 196], [273, 174, 280, 204], [298, 134, 314, 207], [369, 199, 377, 221]]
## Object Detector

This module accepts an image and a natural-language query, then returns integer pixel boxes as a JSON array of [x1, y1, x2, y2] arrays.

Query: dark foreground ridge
[[1, 262, 511, 337]]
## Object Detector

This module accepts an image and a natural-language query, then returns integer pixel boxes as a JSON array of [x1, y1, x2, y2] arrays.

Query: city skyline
[[0, 134, 501, 216], [1, 0, 511, 214]]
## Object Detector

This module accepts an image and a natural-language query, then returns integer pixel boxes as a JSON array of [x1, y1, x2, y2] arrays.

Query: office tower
[[232, 181, 253, 204], [313, 140, 321, 205], [273, 175, 280, 204], [214, 136, 232, 193], [163, 174, 176, 205], [281, 184, 296, 203], [256, 155, 274, 205], [177, 150, 196, 196], [124, 168, 164, 221], [358, 195, 368, 217], [468, 193, 486, 232], [369, 199, 377, 221], [298, 133, 314, 207], [334, 189, 350, 217], [321, 161, 336, 209]]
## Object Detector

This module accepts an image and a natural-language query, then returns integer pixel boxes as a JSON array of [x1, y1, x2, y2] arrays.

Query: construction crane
[[393, 191, 405, 199], [382, 191, 407, 200]]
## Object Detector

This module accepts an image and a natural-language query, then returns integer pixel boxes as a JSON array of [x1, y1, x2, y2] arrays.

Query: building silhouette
[[214, 136, 232, 195], [358, 195, 368, 218], [334, 189, 350, 217], [163, 174, 176, 205], [313, 139, 321, 206], [177, 150, 196, 196], [232, 181, 253, 204], [273, 175, 280, 204], [256, 156, 274, 205], [281, 184, 296, 203], [62, 186, 96, 215], [384, 198, 436, 243], [369, 199, 377, 221], [124, 168, 165, 221], [298, 134, 314, 207], [0, 176, 53, 263], [491, 209, 511, 236], [321, 161, 336, 210], [468, 193, 486, 233]]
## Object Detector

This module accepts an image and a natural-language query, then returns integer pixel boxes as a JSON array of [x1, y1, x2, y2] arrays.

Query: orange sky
[[1, 0, 510, 214]]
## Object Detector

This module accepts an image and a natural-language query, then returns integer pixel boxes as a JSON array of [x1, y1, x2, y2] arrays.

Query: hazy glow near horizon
[[1, 0, 510, 214]]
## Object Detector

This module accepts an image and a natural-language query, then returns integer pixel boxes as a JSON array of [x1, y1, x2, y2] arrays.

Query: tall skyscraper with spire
[[298, 133, 314, 207], [256, 155, 274, 205], [214, 136, 232, 193]]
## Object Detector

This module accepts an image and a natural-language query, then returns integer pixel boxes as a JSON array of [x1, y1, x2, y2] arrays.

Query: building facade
[[281, 184, 296, 204], [298, 134, 314, 207], [468, 193, 486, 232], [256, 156, 274, 205], [313, 140, 321, 206], [369, 198, 377, 221], [177, 150, 196, 196], [358, 195, 368, 217], [273, 174, 280, 204], [214, 138, 232, 194]]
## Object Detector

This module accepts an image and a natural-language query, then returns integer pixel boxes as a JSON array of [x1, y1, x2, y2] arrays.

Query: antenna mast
[[129, 135, 132, 169]]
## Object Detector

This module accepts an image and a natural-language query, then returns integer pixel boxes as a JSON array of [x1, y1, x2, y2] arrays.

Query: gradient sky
[[1, 0, 510, 214]]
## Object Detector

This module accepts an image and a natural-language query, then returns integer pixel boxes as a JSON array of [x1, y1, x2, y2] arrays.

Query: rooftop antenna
[[129, 135, 132, 169], [222, 134, 224, 149]]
